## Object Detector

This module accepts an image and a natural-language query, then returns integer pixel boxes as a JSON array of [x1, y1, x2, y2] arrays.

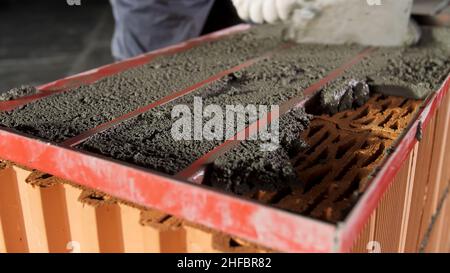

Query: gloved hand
[[232, 0, 305, 24]]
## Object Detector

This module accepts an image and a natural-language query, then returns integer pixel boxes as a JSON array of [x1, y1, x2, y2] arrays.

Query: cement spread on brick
[[80, 39, 361, 176], [0, 85, 38, 101], [317, 27, 450, 110], [369, 28, 450, 99], [318, 79, 371, 115], [0, 25, 284, 142], [207, 108, 311, 194]]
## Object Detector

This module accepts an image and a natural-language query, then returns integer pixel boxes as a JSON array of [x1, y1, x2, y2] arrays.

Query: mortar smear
[[207, 108, 312, 195]]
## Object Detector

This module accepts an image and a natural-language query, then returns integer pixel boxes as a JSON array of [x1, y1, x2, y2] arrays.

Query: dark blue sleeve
[[110, 0, 215, 60]]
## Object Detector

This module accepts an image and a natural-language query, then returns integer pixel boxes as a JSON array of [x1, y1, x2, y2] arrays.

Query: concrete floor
[[0, 0, 114, 93]]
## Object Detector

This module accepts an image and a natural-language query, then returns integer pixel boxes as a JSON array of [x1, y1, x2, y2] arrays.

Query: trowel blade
[[284, 0, 418, 47], [371, 85, 431, 100]]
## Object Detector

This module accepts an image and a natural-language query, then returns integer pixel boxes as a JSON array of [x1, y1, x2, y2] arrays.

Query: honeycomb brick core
[[248, 94, 422, 223]]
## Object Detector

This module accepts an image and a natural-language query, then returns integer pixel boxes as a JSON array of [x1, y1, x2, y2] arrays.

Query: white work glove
[[232, 0, 306, 24]]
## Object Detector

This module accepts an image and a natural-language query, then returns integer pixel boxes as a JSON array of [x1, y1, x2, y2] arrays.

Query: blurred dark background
[[0, 0, 115, 92], [0, 0, 242, 93]]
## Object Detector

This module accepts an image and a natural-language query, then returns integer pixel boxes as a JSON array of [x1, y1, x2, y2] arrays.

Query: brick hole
[[401, 105, 415, 118], [307, 124, 325, 138], [304, 167, 332, 193], [267, 188, 293, 204], [399, 98, 409, 108], [88, 194, 105, 201], [158, 215, 171, 224], [293, 155, 307, 167], [305, 131, 330, 155], [327, 182, 340, 196], [250, 190, 274, 203], [337, 112, 349, 120], [335, 139, 357, 159], [352, 107, 370, 121], [360, 117, 376, 125], [335, 175, 361, 203], [378, 112, 393, 127], [331, 135, 341, 144], [381, 102, 391, 112], [302, 190, 328, 215], [335, 156, 358, 181], [390, 121, 399, 130], [302, 148, 329, 170], [362, 142, 385, 167], [375, 94, 388, 102], [37, 173, 52, 180], [229, 238, 242, 247], [361, 140, 371, 149]]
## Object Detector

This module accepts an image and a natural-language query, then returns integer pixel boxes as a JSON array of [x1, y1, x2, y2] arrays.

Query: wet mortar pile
[[206, 108, 312, 195], [0, 25, 449, 223]]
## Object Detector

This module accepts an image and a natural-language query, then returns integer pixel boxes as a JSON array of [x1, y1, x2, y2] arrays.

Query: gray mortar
[[319, 79, 370, 115], [318, 27, 450, 113], [80, 37, 362, 176], [0, 86, 38, 102], [0, 25, 284, 142], [208, 108, 311, 194], [372, 27, 450, 99]]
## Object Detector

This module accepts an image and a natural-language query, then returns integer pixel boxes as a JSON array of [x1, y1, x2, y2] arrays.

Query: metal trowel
[[284, 0, 421, 46]]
